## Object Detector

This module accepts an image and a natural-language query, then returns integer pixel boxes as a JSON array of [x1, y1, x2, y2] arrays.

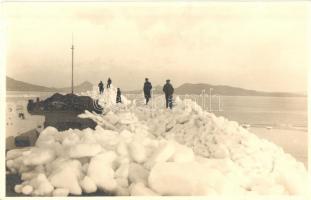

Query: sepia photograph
[[1, 0, 310, 197]]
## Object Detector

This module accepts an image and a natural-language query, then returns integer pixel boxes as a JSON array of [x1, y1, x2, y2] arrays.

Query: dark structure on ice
[[27, 93, 102, 131]]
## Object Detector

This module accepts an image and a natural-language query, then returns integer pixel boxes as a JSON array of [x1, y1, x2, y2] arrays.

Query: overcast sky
[[4, 2, 310, 92]]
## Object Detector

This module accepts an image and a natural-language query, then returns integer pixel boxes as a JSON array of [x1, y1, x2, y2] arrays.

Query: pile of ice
[[6, 125, 245, 196], [140, 99, 305, 170], [79, 85, 130, 111], [6, 94, 309, 196]]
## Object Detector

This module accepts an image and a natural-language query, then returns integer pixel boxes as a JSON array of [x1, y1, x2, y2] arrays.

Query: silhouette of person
[[107, 78, 112, 89], [143, 78, 152, 105], [163, 79, 174, 109], [98, 81, 104, 94], [116, 88, 122, 103]]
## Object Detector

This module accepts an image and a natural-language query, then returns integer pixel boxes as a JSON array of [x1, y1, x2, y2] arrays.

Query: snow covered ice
[[6, 86, 309, 196]]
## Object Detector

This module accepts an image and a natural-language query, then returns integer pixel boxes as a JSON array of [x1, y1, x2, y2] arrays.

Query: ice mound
[[137, 98, 307, 176], [7, 125, 189, 196], [6, 93, 309, 196], [79, 85, 131, 111]]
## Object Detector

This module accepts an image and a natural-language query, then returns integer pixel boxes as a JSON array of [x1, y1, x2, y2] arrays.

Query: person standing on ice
[[98, 81, 104, 94], [163, 79, 174, 109], [143, 78, 152, 105], [107, 78, 112, 89], [116, 88, 122, 103]]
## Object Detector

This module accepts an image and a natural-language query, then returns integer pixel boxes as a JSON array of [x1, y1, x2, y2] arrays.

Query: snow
[[6, 87, 309, 196]]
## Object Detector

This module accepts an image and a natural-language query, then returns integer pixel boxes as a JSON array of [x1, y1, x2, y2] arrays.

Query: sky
[[3, 2, 310, 92]]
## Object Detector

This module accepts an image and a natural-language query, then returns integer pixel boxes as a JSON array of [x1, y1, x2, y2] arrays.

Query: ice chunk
[[145, 141, 175, 169], [165, 120, 176, 132], [176, 114, 190, 124], [128, 163, 149, 185], [87, 151, 117, 192], [104, 111, 120, 125], [129, 183, 158, 196], [30, 173, 54, 196], [128, 140, 147, 163], [49, 159, 82, 195], [116, 178, 129, 188], [275, 170, 308, 195], [116, 141, 129, 156], [35, 126, 58, 147], [6, 160, 15, 171], [14, 184, 23, 193], [80, 176, 97, 193], [23, 148, 56, 166], [69, 143, 102, 158], [148, 162, 241, 195], [21, 171, 38, 181], [171, 143, 195, 162], [115, 163, 129, 178], [7, 148, 29, 160], [115, 186, 130, 196], [52, 188, 70, 196]]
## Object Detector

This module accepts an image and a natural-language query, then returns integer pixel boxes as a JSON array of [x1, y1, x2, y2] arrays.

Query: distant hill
[[57, 81, 94, 93], [7, 76, 304, 97], [125, 82, 305, 97], [6, 76, 93, 93], [125, 85, 163, 94], [174, 83, 305, 97]]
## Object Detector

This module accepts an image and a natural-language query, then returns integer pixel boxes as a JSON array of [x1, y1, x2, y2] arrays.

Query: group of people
[[98, 78, 112, 94], [98, 78, 175, 109], [143, 78, 174, 109], [98, 78, 122, 103]]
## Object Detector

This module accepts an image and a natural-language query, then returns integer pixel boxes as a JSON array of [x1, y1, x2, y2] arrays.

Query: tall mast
[[71, 33, 74, 94]]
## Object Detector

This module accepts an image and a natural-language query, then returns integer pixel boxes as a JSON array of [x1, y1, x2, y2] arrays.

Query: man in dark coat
[[107, 78, 112, 88], [163, 79, 174, 109], [143, 78, 152, 105], [98, 81, 104, 94], [116, 88, 122, 103]]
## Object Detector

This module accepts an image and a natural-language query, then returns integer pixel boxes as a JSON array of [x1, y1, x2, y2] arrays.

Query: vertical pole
[[202, 90, 205, 110], [209, 88, 212, 112], [71, 34, 74, 94], [218, 95, 220, 111], [151, 89, 154, 110], [201, 90, 204, 109]]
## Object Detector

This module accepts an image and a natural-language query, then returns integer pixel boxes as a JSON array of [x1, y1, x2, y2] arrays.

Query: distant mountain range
[[6, 76, 93, 93], [6, 76, 305, 97], [173, 83, 305, 97], [126, 83, 305, 97]]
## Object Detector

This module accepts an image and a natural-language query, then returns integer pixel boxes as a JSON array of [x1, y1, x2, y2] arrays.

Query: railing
[[124, 89, 224, 112]]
